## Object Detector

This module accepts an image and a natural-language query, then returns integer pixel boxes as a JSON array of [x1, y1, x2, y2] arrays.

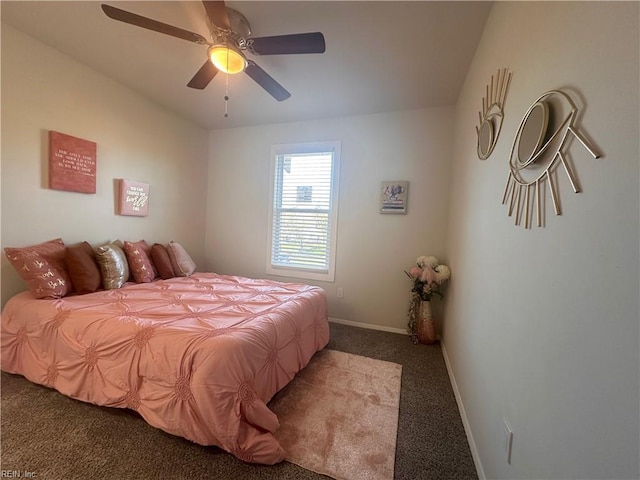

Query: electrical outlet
[[503, 419, 513, 464], [336, 287, 344, 298]]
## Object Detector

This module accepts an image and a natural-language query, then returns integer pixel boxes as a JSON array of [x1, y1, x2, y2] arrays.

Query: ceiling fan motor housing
[[209, 7, 252, 49]]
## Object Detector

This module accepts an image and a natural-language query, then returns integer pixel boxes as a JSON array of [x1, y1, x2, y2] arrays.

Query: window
[[267, 141, 341, 282]]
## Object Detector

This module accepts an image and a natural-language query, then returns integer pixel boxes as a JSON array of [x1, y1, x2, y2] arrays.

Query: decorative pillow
[[166, 241, 196, 277], [150, 243, 176, 280], [65, 241, 102, 294], [94, 242, 129, 290], [138, 240, 157, 278], [4, 238, 73, 299], [123, 240, 156, 283]]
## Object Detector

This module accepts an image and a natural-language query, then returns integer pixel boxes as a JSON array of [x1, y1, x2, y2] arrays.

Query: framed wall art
[[380, 181, 408, 214], [49, 130, 97, 193], [118, 179, 150, 216]]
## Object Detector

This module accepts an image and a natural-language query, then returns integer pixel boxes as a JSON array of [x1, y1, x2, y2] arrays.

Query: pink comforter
[[1, 273, 329, 464]]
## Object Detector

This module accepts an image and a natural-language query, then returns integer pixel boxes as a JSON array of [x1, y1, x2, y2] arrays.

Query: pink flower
[[409, 266, 422, 278], [420, 265, 438, 285]]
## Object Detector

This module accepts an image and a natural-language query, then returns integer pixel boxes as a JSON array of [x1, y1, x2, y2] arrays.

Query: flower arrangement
[[405, 256, 451, 301], [405, 256, 451, 341]]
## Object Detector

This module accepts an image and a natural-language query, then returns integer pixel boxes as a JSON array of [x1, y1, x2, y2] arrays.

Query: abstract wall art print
[[380, 181, 408, 214]]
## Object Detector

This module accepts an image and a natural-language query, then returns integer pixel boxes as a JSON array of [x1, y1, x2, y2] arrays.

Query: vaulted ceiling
[[1, 1, 492, 130]]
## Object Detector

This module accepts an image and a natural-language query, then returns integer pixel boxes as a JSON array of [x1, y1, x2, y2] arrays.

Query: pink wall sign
[[49, 131, 97, 193], [118, 179, 150, 216]]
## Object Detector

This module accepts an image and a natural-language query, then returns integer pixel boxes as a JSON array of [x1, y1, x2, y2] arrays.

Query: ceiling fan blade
[[202, 1, 230, 30], [187, 61, 219, 90], [101, 4, 208, 44], [250, 32, 326, 55], [245, 61, 291, 102]]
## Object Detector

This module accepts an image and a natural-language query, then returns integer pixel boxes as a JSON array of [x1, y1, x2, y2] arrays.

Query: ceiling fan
[[101, 1, 326, 101]]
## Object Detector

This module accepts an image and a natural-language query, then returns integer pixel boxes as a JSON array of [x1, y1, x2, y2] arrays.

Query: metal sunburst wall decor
[[476, 67, 512, 160], [502, 90, 601, 229]]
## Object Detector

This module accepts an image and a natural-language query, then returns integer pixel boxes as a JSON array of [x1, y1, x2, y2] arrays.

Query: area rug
[[270, 349, 402, 480]]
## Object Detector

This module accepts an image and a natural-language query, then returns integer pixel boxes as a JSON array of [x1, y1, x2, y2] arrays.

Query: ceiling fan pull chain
[[224, 73, 229, 118], [224, 49, 229, 118]]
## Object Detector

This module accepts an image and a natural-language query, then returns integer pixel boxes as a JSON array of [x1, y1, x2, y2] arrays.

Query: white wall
[[206, 108, 453, 331], [1, 24, 209, 305], [444, 2, 639, 479]]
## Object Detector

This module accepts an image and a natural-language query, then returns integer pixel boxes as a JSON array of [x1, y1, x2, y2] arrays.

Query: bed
[[1, 272, 330, 464]]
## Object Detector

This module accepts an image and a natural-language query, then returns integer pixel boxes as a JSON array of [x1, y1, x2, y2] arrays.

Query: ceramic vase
[[416, 300, 437, 344]]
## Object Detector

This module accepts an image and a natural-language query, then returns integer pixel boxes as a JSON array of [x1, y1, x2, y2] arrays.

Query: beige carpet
[[270, 349, 402, 480]]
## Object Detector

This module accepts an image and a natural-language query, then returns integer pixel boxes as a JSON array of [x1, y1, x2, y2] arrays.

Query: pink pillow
[[4, 238, 73, 298], [123, 240, 156, 283], [150, 243, 175, 280], [138, 240, 157, 278], [66, 241, 102, 294], [167, 241, 196, 277]]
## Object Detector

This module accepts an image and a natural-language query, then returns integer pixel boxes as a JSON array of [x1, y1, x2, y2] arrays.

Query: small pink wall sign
[[118, 179, 150, 216], [49, 131, 97, 193]]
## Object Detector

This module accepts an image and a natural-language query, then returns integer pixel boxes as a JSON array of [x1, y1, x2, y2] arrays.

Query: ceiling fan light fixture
[[208, 44, 247, 74]]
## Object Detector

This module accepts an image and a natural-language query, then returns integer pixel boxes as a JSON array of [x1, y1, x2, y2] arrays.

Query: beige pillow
[[167, 241, 196, 277], [94, 241, 129, 290]]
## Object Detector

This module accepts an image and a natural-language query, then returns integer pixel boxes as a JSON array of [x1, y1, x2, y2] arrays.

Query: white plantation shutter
[[267, 142, 340, 282]]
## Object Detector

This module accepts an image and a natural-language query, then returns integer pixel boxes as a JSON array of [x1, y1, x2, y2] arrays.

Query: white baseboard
[[440, 340, 486, 480], [328, 317, 408, 335]]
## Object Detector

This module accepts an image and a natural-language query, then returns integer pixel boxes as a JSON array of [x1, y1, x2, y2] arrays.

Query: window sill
[[267, 265, 334, 283]]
